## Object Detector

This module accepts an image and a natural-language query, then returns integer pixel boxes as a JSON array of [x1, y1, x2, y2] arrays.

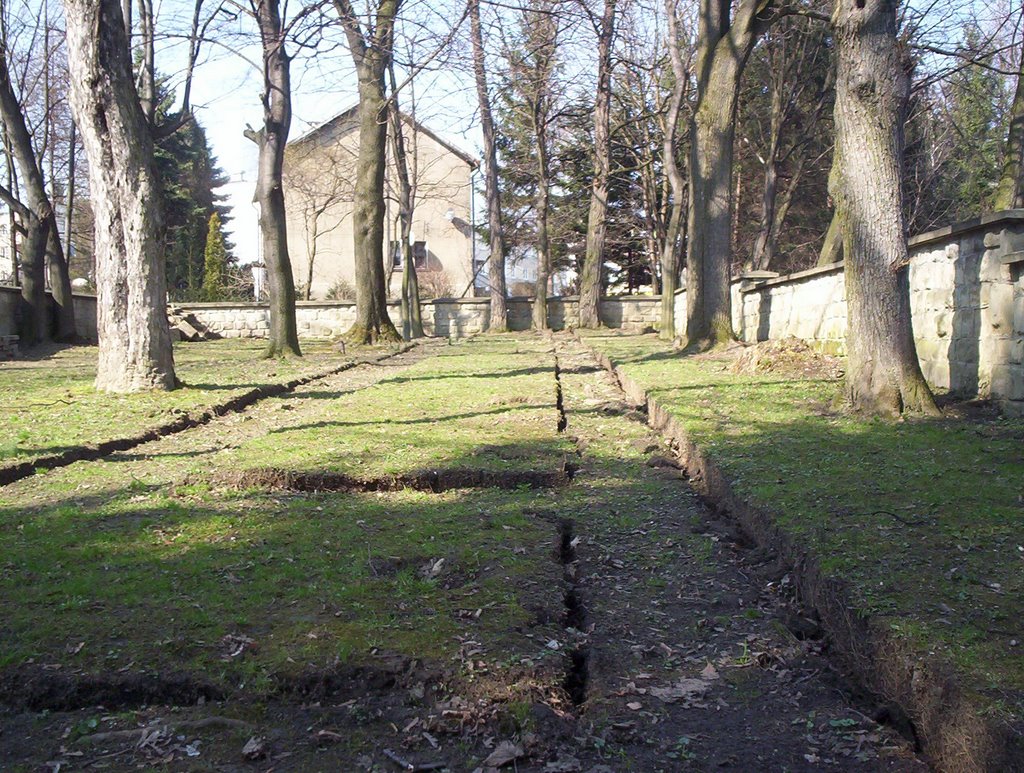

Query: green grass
[[0, 334, 572, 690], [216, 336, 571, 479], [0, 484, 560, 679], [0, 339, 353, 463], [583, 331, 1024, 719]]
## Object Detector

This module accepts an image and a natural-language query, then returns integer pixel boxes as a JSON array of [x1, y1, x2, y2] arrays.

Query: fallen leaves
[[647, 662, 720, 706], [481, 739, 525, 767]]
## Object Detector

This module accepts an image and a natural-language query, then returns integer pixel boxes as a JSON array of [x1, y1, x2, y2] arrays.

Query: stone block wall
[[3, 212, 1020, 412], [735, 265, 847, 354], [179, 295, 661, 340], [729, 210, 1024, 413], [0, 285, 17, 337], [0, 285, 98, 341]]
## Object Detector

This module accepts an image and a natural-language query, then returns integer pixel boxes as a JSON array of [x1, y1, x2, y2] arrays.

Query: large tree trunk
[[469, 0, 507, 332], [817, 208, 842, 266], [335, 0, 402, 344], [659, 0, 687, 340], [388, 82, 424, 340], [831, 0, 937, 416], [994, 53, 1024, 210], [578, 0, 616, 328], [533, 152, 551, 330], [348, 73, 401, 343], [0, 53, 61, 344], [64, 0, 175, 391], [750, 86, 782, 271], [684, 0, 764, 349], [247, 0, 301, 358], [46, 225, 76, 340]]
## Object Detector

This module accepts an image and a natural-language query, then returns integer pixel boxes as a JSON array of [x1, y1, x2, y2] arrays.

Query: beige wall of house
[[283, 111, 476, 301]]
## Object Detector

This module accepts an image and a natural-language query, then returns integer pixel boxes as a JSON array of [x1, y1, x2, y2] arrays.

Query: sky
[[159, 2, 482, 265]]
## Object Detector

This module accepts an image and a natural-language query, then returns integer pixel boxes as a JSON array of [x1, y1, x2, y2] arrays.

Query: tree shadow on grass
[[0, 436, 593, 711]]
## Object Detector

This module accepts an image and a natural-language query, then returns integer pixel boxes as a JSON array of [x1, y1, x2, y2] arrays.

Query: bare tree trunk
[[245, 0, 301, 358], [136, 0, 157, 125], [659, 0, 687, 340], [750, 76, 784, 272], [994, 53, 1024, 210], [0, 49, 64, 343], [64, 0, 176, 390], [817, 207, 842, 266], [831, 0, 937, 416], [469, 0, 507, 331], [335, 0, 402, 344], [46, 224, 76, 340], [388, 70, 424, 340], [578, 0, 616, 328], [64, 120, 76, 263], [304, 211, 317, 300], [40, 5, 76, 341], [2, 125, 17, 286], [684, 0, 764, 349], [533, 155, 550, 330]]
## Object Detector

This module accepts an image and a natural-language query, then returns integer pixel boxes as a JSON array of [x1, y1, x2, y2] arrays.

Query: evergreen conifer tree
[[203, 212, 227, 301]]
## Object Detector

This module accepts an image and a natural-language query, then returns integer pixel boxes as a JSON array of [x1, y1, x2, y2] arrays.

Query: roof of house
[[289, 105, 479, 169]]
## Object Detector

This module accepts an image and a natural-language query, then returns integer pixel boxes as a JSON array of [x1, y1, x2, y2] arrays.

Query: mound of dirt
[[729, 338, 844, 380]]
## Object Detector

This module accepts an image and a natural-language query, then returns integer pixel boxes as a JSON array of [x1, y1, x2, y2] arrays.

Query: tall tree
[[157, 102, 231, 299], [469, 0, 507, 331], [203, 211, 227, 301], [684, 0, 770, 348], [0, 53, 54, 344], [994, 51, 1024, 209], [743, 18, 832, 272], [497, 0, 559, 330], [63, 0, 175, 390], [334, 0, 403, 344], [659, 0, 689, 339], [578, 0, 618, 328], [0, 6, 75, 343], [831, 0, 938, 415], [244, 0, 302, 357], [387, 65, 424, 339]]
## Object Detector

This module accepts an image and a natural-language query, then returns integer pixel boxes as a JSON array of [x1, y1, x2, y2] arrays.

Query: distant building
[[0, 205, 88, 288], [0, 219, 14, 284], [283, 107, 479, 300]]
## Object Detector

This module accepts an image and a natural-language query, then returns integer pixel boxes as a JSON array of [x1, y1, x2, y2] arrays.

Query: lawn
[[0, 339, 359, 465], [216, 337, 571, 481], [0, 335, 572, 697], [581, 331, 1024, 725]]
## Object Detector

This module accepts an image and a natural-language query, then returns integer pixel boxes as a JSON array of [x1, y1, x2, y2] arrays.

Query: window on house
[[390, 240, 402, 269], [413, 241, 427, 268]]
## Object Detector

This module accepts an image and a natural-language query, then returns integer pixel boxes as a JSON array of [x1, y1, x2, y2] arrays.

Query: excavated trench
[[0, 349, 590, 716], [558, 518, 590, 706], [203, 465, 575, 493], [0, 345, 419, 488]]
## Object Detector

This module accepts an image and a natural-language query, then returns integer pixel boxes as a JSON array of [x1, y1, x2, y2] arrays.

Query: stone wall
[[729, 210, 1024, 413], [3, 212, 1020, 413], [0, 285, 98, 341], [178, 295, 662, 340]]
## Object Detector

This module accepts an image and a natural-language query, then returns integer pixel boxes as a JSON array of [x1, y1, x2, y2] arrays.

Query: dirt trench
[[0, 335, 929, 772], [0, 343, 422, 488]]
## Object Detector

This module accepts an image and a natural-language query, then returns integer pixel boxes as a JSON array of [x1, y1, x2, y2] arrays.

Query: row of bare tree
[[2, 0, 1020, 416]]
